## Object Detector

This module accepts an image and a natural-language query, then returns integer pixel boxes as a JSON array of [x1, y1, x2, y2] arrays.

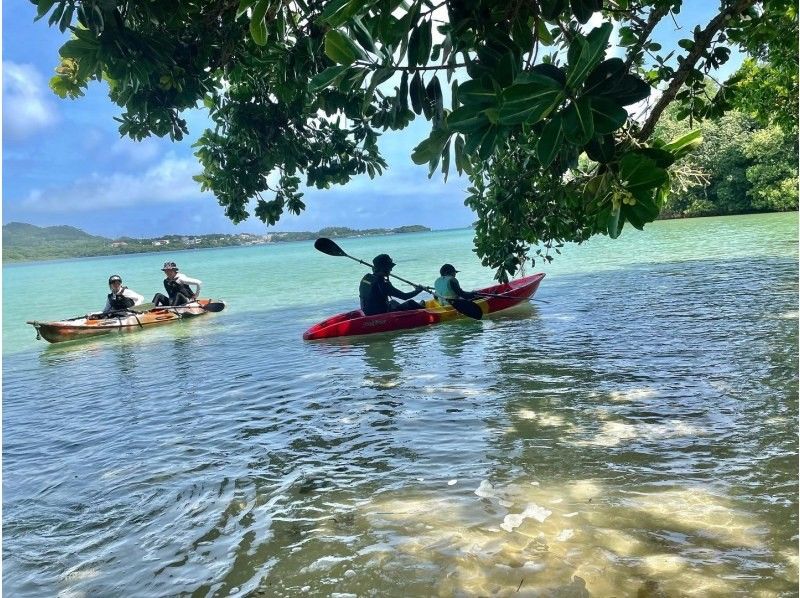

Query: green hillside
[[2, 223, 432, 262], [3, 222, 109, 246]]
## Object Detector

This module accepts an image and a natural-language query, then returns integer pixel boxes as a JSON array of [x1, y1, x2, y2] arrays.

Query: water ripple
[[3, 223, 798, 596]]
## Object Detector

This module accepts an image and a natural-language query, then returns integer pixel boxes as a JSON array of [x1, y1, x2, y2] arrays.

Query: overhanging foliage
[[32, 0, 797, 278]]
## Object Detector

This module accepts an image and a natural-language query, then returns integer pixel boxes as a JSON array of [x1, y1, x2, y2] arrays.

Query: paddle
[[131, 300, 226, 314], [314, 237, 484, 320], [200, 301, 226, 313]]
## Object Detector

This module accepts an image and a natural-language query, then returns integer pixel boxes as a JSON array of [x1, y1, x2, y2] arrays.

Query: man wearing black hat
[[433, 263, 477, 306], [359, 254, 425, 316]]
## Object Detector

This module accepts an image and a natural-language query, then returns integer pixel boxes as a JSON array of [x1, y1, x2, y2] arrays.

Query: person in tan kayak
[[152, 261, 202, 307], [90, 274, 144, 319]]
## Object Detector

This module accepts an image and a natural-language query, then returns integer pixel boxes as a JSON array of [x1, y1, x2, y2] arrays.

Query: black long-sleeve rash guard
[[359, 272, 420, 315]]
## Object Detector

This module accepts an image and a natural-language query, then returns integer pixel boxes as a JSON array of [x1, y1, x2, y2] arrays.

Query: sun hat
[[373, 254, 396, 269]]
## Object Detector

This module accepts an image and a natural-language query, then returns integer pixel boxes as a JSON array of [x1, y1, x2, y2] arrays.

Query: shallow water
[[3, 213, 798, 596]]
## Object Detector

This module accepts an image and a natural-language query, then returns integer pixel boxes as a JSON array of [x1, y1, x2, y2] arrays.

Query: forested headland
[[1, 223, 431, 263]]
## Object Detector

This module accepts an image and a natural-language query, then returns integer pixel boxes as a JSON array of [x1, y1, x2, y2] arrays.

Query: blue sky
[[3, 3, 743, 239]]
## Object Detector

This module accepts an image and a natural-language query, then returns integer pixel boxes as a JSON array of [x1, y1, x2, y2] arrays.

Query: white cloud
[[20, 154, 208, 212], [110, 136, 162, 164], [3, 61, 58, 140]]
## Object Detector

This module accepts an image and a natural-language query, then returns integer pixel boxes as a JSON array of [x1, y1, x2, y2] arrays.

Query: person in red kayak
[[152, 261, 202, 307], [359, 254, 425, 315], [433, 263, 477, 306]]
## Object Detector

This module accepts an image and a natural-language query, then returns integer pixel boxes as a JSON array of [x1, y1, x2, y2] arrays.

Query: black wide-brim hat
[[373, 254, 396, 268]]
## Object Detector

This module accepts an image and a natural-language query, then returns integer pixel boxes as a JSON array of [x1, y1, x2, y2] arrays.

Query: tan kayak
[[26, 299, 225, 343]]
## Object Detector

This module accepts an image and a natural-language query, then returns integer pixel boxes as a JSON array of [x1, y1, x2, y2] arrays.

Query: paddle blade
[[314, 237, 347, 257], [450, 298, 483, 320], [202, 301, 226, 313]]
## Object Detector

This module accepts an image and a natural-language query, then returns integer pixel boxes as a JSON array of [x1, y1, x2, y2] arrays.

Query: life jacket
[[359, 272, 389, 315], [434, 275, 457, 303], [107, 286, 135, 310], [164, 277, 194, 300]]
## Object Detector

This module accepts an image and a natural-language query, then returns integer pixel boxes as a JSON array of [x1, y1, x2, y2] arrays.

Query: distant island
[[2, 223, 431, 263]]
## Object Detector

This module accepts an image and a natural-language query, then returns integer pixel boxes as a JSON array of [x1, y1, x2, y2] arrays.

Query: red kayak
[[303, 273, 544, 340]]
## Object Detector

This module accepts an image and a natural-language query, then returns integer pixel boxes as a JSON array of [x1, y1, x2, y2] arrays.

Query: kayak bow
[[303, 273, 544, 340]]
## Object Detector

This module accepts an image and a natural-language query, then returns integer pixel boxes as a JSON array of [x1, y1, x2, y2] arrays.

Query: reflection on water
[[3, 232, 798, 596]]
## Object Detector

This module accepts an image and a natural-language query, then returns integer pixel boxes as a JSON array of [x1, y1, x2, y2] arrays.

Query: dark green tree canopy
[[33, 0, 797, 278]]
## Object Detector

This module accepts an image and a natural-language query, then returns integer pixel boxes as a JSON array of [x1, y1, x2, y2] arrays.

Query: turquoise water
[[3, 212, 798, 596]]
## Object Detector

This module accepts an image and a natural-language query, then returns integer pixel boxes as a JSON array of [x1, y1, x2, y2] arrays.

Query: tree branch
[[354, 60, 467, 72], [637, 0, 757, 141], [624, 5, 669, 70]]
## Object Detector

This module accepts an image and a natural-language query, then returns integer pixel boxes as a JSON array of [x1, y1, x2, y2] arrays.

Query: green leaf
[[441, 138, 451, 182], [527, 64, 567, 86], [410, 72, 425, 114], [35, 0, 57, 20], [583, 58, 625, 96], [536, 115, 563, 168], [318, 0, 349, 22], [570, 0, 601, 24], [463, 122, 491, 155], [47, 2, 65, 27], [418, 19, 433, 66], [408, 25, 421, 67], [458, 79, 497, 107], [411, 129, 450, 165], [497, 74, 563, 125], [536, 19, 554, 45], [593, 73, 651, 106], [635, 147, 675, 168], [540, 0, 567, 20], [566, 23, 612, 89], [619, 153, 668, 192], [447, 105, 489, 133], [351, 16, 377, 54], [562, 97, 594, 145], [320, 0, 366, 27], [607, 202, 622, 238], [249, 0, 270, 46], [426, 76, 444, 124], [662, 129, 702, 158], [622, 190, 660, 228], [236, 0, 257, 19], [454, 135, 467, 175], [310, 65, 349, 90], [478, 125, 499, 160], [511, 16, 534, 52], [590, 96, 627, 134], [585, 135, 615, 163], [324, 30, 362, 65]]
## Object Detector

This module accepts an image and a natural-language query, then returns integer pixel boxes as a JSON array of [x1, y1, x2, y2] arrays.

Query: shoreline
[[3, 211, 796, 266]]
